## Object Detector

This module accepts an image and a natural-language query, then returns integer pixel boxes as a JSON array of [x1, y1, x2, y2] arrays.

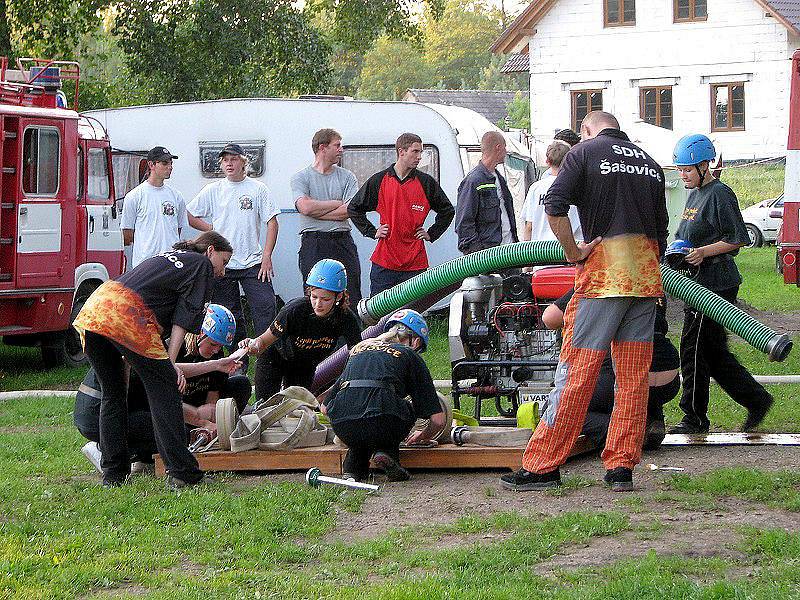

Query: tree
[[424, 0, 501, 89], [4, 0, 107, 59], [112, 0, 332, 103], [356, 36, 434, 100], [504, 92, 530, 130], [479, 55, 528, 91]]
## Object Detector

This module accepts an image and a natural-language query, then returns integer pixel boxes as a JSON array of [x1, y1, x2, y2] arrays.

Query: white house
[[492, 0, 800, 160]]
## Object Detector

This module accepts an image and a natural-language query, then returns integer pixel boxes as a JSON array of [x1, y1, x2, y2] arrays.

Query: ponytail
[[173, 231, 232, 254]]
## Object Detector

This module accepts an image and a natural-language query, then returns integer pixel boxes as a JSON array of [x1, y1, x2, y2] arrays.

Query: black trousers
[[254, 347, 316, 403], [581, 372, 680, 446], [299, 231, 362, 305], [74, 398, 157, 463], [369, 263, 425, 296], [83, 331, 202, 484], [332, 415, 415, 479], [678, 286, 772, 429]]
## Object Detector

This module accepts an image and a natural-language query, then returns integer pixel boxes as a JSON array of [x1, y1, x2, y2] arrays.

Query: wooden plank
[[154, 436, 598, 476]]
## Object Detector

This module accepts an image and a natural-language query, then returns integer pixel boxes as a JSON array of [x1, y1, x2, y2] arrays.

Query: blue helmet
[[673, 134, 716, 166], [386, 309, 429, 352], [202, 304, 236, 346], [306, 259, 347, 293], [664, 239, 693, 270]]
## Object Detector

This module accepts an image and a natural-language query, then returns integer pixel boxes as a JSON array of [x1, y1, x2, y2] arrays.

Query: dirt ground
[[665, 295, 800, 334]]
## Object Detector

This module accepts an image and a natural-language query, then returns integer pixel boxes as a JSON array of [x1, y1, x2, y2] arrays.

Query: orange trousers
[[522, 295, 656, 473]]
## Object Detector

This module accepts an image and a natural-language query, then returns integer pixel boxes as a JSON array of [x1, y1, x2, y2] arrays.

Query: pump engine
[[448, 267, 574, 425]]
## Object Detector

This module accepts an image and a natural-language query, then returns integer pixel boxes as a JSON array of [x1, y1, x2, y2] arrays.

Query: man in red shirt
[[348, 133, 454, 296]]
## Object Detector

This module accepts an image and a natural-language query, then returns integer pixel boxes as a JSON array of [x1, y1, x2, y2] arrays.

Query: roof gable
[[492, 0, 800, 54], [404, 89, 523, 125]]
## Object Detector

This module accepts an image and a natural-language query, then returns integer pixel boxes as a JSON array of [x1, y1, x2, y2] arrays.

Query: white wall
[[527, 0, 798, 159]]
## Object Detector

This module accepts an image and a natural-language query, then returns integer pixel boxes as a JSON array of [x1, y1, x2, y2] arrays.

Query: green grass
[[737, 247, 800, 311], [722, 162, 785, 208], [667, 467, 800, 511]]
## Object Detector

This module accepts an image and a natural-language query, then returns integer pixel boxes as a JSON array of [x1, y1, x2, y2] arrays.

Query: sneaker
[[667, 420, 709, 435], [742, 395, 774, 432], [166, 473, 211, 490], [81, 441, 103, 474], [500, 468, 561, 491], [603, 467, 634, 492], [642, 418, 666, 450], [130, 461, 155, 476], [341, 473, 358, 482], [371, 452, 410, 482]]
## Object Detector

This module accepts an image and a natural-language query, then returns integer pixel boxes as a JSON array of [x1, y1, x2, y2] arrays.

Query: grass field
[[1, 165, 798, 598], [721, 162, 785, 208]]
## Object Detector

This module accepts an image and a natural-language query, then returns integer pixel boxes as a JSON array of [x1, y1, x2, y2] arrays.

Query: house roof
[[491, 0, 800, 54], [403, 89, 523, 125], [500, 53, 530, 73]]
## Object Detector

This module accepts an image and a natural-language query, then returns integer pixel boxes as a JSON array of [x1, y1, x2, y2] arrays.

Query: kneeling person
[[322, 310, 445, 482]]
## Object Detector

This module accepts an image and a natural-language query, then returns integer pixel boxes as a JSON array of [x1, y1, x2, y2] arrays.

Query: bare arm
[[522, 222, 532, 242], [188, 213, 212, 232], [295, 196, 344, 218], [405, 411, 446, 444], [167, 325, 187, 363], [122, 229, 134, 246], [685, 241, 743, 266], [240, 327, 279, 355], [177, 355, 238, 378], [315, 203, 350, 221]]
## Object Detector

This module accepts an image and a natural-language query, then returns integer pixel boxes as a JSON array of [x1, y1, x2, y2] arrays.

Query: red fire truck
[[778, 49, 800, 285], [0, 58, 123, 366]]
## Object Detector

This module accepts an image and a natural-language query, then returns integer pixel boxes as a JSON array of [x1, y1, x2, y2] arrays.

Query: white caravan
[[85, 98, 536, 305]]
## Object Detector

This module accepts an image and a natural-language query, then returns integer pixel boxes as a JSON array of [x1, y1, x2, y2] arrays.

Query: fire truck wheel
[[41, 295, 90, 369]]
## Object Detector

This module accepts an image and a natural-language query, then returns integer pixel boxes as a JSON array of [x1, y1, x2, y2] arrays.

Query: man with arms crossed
[[292, 128, 362, 304]]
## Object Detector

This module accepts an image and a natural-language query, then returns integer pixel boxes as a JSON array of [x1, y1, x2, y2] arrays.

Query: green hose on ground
[[356, 241, 792, 362]]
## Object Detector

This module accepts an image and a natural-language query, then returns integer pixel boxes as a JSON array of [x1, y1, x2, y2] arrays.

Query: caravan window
[[87, 148, 111, 200], [342, 146, 440, 186], [22, 127, 60, 196], [199, 141, 265, 178]]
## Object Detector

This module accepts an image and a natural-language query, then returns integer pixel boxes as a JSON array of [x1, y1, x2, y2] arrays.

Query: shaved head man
[[580, 111, 620, 141]]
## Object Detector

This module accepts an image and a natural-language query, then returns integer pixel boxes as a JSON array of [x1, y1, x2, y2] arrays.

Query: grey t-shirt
[[291, 165, 359, 233]]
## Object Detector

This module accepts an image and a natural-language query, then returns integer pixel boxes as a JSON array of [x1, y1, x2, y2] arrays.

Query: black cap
[[218, 143, 246, 158], [147, 146, 178, 162]]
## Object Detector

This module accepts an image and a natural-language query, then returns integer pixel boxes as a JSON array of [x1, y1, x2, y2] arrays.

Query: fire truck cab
[[0, 58, 123, 366], [778, 49, 800, 285]]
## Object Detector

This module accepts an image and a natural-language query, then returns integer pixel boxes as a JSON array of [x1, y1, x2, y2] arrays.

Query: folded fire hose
[[211, 386, 331, 453]]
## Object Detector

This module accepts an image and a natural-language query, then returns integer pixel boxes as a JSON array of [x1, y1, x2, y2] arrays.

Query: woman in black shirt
[[242, 259, 362, 402], [73, 232, 232, 488]]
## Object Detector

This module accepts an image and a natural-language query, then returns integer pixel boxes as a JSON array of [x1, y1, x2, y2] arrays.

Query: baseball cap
[[218, 143, 246, 158], [146, 146, 178, 162]]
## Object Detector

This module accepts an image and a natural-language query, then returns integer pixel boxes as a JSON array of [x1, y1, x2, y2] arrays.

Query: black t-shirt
[[325, 341, 441, 424], [553, 289, 678, 372], [176, 344, 227, 408], [269, 297, 362, 364], [675, 179, 750, 292], [117, 250, 214, 333]]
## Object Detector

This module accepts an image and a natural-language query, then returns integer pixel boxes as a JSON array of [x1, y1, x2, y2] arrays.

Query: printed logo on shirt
[[156, 250, 185, 268], [598, 145, 662, 182], [411, 203, 425, 212], [239, 195, 253, 210], [162, 201, 175, 216], [681, 207, 698, 222]]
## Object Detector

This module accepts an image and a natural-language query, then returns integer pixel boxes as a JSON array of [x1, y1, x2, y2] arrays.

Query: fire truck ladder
[[0, 113, 18, 284]]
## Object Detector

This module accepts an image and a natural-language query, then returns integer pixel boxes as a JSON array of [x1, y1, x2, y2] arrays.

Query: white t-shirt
[[523, 174, 582, 242], [187, 176, 279, 270], [496, 173, 514, 245], [120, 181, 188, 268]]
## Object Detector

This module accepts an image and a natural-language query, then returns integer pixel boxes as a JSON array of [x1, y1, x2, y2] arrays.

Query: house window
[[605, 0, 635, 26], [571, 90, 603, 132], [674, 0, 707, 22], [711, 83, 745, 131], [640, 86, 673, 130]]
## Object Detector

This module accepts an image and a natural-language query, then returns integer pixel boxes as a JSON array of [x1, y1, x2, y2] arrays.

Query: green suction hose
[[357, 241, 792, 362]]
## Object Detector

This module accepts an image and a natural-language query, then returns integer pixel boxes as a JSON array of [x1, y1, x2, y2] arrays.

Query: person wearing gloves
[[75, 304, 249, 473], [669, 134, 773, 434], [321, 309, 445, 482], [72, 231, 232, 489], [240, 259, 362, 402]]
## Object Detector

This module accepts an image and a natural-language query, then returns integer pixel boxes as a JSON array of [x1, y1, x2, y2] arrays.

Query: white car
[[741, 193, 784, 247]]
